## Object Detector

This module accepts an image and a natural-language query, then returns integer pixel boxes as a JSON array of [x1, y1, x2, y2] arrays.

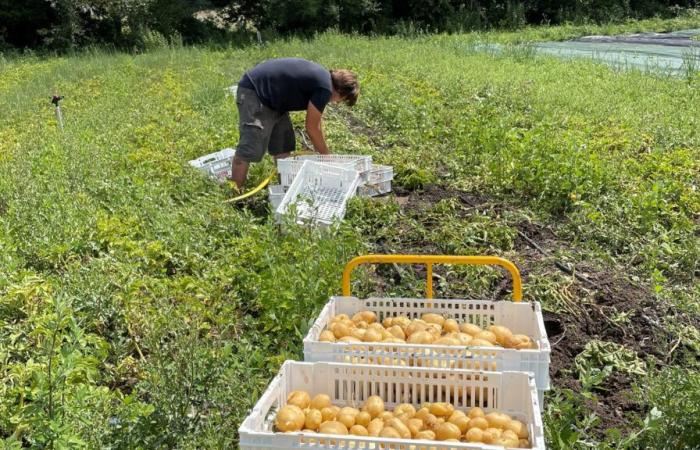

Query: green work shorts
[[235, 87, 295, 163]]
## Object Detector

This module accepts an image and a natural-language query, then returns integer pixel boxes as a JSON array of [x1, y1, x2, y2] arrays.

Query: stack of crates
[[239, 255, 550, 450]]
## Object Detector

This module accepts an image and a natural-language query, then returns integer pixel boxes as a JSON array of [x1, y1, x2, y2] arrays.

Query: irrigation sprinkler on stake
[[51, 94, 65, 130]]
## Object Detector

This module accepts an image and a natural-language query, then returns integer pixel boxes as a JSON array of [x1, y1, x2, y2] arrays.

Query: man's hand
[[305, 102, 330, 154]]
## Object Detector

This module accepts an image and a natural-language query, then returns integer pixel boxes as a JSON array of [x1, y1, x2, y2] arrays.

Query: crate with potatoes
[[238, 361, 545, 449], [303, 296, 550, 404]]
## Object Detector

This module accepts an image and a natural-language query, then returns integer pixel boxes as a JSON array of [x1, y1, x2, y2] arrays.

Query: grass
[[1, 15, 699, 448]]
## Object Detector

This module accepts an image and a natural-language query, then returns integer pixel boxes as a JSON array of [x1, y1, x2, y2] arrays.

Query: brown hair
[[330, 69, 359, 106]]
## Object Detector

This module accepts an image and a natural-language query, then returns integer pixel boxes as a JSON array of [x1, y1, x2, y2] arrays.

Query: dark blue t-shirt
[[239, 58, 332, 113]]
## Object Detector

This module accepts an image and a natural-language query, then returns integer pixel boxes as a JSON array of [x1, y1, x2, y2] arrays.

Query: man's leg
[[231, 155, 249, 189], [269, 113, 296, 163]]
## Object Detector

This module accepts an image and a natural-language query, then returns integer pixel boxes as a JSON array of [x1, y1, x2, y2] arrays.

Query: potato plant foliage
[[1, 19, 699, 449]]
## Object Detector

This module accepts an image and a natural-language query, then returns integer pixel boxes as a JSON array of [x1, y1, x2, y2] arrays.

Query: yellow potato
[[485, 412, 511, 429], [350, 328, 367, 340], [485, 427, 502, 439], [367, 418, 384, 436], [468, 417, 489, 430], [379, 427, 401, 438], [487, 325, 514, 345], [275, 405, 305, 432], [474, 330, 498, 344], [388, 418, 411, 439], [355, 411, 372, 427], [435, 422, 461, 441], [378, 411, 395, 421], [349, 424, 369, 436], [469, 338, 496, 347], [339, 336, 362, 343], [352, 310, 377, 324], [331, 322, 351, 339], [393, 403, 416, 417], [393, 316, 411, 329], [414, 407, 431, 421], [382, 317, 394, 328], [320, 406, 338, 422], [449, 414, 470, 433], [456, 333, 473, 345], [503, 429, 520, 442], [465, 427, 484, 442], [519, 438, 531, 448], [429, 403, 451, 417], [459, 323, 482, 336], [505, 420, 529, 439], [388, 325, 406, 340], [319, 421, 348, 435], [433, 337, 460, 346], [423, 413, 440, 430], [363, 328, 383, 342], [406, 320, 429, 336], [304, 408, 322, 430], [338, 413, 356, 429], [319, 330, 336, 342], [467, 407, 485, 418], [415, 430, 436, 440], [407, 418, 425, 437], [408, 330, 434, 344], [362, 395, 385, 418], [310, 394, 332, 410], [443, 319, 459, 333], [287, 391, 311, 409], [421, 313, 445, 326]]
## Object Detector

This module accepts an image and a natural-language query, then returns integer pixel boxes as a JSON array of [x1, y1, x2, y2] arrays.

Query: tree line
[[1, 0, 697, 51]]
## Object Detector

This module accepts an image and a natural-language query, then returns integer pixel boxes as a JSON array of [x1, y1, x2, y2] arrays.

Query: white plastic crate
[[275, 161, 360, 226], [358, 164, 394, 197], [188, 148, 235, 182], [268, 184, 287, 210], [277, 154, 371, 187], [239, 361, 545, 450], [303, 297, 551, 398]]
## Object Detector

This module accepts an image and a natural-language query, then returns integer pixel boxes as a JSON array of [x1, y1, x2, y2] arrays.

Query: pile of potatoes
[[319, 311, 536, 350], [275, 391, 530, 448]]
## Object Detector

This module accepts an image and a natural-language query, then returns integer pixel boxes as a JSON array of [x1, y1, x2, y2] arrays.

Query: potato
[[474, 330, 498, 344], [287, 391, 311, 409], [443, 319, 459, 333], [320, 406, 338, 421], [485, 427, 502, 439], [433, 337, 460, 346], [485, 412, 511, 429], [355, 411, 372, 428], [352, 311, 377, 324], [505, 420, 529, 439], [423, 413, 440, 430], [338, 407, 359, 417], [331, 322, 351, 339], [388, 325, 406, 340], [414, 407, 431, 422], [449, 414, 470, 433], [310, 394, 331, 410], [319, 330, 336, 342], [502, 429, 520, 442], [304, 408, 322, 430], [393, 316, 411, 329], [456, 333, 473, 345], [275, 405, 305, 432], [382, 317, 394, 328], [319, 421, 348, 435], [468, 416, 489, 430], [379, 411, 395, 421], [407, 418, 425, 437], [406, 320, 428, 336], [469, 338, 496, 347], [465, 427, 484, 442], [408, 330, 434, 344], [435, 422, 461, 441], [482, 429, 496, 444], [519, 438, 531, 448], [488, 325, 514, 345], [339, 336, 362, 343], [367, 418, 384, 436], [429, 402, 453, 417], [349, 424, 369, 436], [362, 395, 385, 418], [379, 427, 401, 438], [338, 413, 356, 429], [393, 403, 416, 418], [460, 323, 482, 336], [363, 328, 383, 342], [467, 407, 485, 418], [421, 313, 445, 326], [388, 418, 411, 439], [415, 430, 436, 440]]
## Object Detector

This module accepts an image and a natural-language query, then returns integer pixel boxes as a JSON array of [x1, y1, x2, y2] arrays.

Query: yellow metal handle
[[342, 254, 523, 302]]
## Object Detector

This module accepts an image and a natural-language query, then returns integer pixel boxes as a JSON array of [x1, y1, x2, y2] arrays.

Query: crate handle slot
[[342, 254, 523, 302]]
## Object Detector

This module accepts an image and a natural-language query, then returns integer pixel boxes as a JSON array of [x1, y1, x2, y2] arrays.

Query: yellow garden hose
[[223, 150, 317, 203]]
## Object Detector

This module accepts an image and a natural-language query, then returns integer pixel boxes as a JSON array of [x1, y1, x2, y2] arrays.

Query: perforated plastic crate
[[239, 361, 545, 450], [268, 184, 287, 210], [303, 297, 551, 398], [358, 164, 394, 197], [275, 161, 360, 226], [277, 154, 371, 187], [188, 148, 235, 182]]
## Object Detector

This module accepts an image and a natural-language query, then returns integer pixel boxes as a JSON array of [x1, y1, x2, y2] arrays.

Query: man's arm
[[305, 101, 329, 154]]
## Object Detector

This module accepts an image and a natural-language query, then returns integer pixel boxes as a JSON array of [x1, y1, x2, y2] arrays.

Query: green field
[[1, 18, 700, 449]]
